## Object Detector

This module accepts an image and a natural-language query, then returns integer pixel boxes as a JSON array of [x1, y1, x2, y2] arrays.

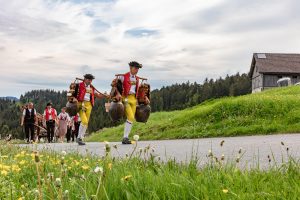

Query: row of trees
[[0, 99, 22, 139], [150, 73, 251, 111], [0, 73, 251, 139]]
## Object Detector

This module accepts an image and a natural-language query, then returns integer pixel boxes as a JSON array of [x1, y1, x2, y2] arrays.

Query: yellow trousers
[[122, 94, 137, 122], [78, 101, 92, 126]]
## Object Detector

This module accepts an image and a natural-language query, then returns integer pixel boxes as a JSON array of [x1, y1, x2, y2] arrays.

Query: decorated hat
[[129, 61, 142, 68], [84, 74, 95, 80]]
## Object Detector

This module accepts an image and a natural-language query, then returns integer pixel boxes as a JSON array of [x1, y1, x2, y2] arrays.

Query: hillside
[[87, 86, 300, 142]]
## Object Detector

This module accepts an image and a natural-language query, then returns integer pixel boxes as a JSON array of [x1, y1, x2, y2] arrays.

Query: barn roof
[[249, 53, 300, 77]]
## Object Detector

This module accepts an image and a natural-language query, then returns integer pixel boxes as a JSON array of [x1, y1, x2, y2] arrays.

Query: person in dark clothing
[[73, 113, 81, 142], [66, 114, 81, 142], [21, 102, 37, 143], [43, 102, 57, 143]]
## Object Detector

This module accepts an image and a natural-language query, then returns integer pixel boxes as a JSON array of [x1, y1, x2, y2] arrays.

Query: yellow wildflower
[[121, 175, 132, 181], [1, 155, 8, 158], [11, 165, 21, 172], [222, 189, 229, 194], [1, 170, 8, 176], [82, 165, 89, 170], [19, 160, 26, 165], [108, 163, 112, 170], [74, 160, 80, 166], [0, 164, 10, 170]]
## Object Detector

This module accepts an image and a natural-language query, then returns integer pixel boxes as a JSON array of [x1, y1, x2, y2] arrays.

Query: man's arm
[[21, 110, 26, 126], [21, 116, 24, 126], [34, 109, 37, 124], [95, 92, 105, 99]]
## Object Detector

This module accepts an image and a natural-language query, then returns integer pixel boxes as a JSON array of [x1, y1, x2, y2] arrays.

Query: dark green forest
[[0, 73, 251, 139]]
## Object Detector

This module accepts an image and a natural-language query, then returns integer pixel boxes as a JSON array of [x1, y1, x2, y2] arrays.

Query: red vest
[[45, 108, 56, 121], [122, 72, 140, 97], [77, 82, 95, 106], [74, 114, 78, 122]]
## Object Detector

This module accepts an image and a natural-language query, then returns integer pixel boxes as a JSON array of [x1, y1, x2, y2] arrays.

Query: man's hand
[[115, 94, 122, 102], [95, 92, 110, 99], [145, 97, 150, 105], [20, 122, 24, 126]]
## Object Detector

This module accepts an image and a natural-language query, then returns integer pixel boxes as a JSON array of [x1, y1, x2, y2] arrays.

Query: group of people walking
[[21, 102, 81, 143], [21, 61, 150, 145]]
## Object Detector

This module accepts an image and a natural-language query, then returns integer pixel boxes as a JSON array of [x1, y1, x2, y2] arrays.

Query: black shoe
[[122, 137, 132, 144], [77, 138, 86, 145]]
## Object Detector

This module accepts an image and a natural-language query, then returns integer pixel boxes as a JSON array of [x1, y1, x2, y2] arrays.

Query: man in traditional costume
[[74, 74, 106, 145], [43, 102, 57, 143], [115, 61, 150, 144], [21, 102, 37, 143]]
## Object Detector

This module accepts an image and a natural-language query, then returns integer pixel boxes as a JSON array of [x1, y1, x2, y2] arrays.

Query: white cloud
[[0, 0, 300, 97]]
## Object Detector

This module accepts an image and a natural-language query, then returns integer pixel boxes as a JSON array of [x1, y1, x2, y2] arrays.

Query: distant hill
[[0, 96, 19, 101], [87, 86, 300, 142]]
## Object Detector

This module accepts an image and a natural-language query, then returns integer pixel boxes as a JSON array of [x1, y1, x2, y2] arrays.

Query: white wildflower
[[133, 135, 139, 141], [94, 166, 103, 174]]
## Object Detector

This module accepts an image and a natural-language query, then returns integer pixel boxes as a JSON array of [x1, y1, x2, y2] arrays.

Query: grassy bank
[[0, 141, 299, 199], [87, 86, 300, 142]]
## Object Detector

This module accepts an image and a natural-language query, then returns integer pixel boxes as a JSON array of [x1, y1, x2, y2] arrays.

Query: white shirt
[[23, 108, 37, 116], [84, 84, 92, 101], [43, 108, 57, 120], [58, 112, 70, 121], [119, 73, 139, 94], [77, 114, 81, 122]]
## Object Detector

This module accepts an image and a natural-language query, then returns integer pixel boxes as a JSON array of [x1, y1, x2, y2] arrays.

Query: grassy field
[[87, 86, 300, 142], [0, 141, 299, 199]]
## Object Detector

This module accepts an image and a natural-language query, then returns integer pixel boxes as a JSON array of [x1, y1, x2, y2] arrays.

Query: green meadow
[[0, 141, 299, 200], [88, 86, 300, 142]]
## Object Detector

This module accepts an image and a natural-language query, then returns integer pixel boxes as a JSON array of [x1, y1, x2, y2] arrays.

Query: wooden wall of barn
[[263, 74, 300, 88], [251, 66, 263, 93]]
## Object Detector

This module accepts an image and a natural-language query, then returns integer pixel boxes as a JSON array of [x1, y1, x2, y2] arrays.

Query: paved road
[[21, 133, 300, 169]]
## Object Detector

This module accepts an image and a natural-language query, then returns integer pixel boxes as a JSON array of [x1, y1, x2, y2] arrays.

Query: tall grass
[[87, 86, 300, 142], [0, 140, 299, 199]]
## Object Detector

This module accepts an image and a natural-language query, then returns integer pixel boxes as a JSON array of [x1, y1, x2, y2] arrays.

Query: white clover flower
[[33, 189, 39, 196], [55, 178, 62, 187], [61, 151, 67, 156], [94, 166, 103, 174], [133, 135, 139, 141]]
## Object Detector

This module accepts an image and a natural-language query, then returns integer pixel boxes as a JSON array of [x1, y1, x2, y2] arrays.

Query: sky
[[1, 0, 300, 97]]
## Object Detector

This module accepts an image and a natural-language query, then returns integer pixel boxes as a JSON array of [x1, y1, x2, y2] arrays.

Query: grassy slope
[[87, 86, 300, 142]]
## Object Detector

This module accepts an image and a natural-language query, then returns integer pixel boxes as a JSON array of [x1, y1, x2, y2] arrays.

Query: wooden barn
[[249, 53, 300, 93]]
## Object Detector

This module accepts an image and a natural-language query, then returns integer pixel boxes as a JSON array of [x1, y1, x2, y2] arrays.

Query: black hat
[[129, 61, 142, 68], [84, 74, 95, 80], [47, 102, 52, 106]]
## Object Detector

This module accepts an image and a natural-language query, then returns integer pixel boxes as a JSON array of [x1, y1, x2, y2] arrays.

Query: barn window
[[278, 75, 282, 79], [292, 76, 297, 79]]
